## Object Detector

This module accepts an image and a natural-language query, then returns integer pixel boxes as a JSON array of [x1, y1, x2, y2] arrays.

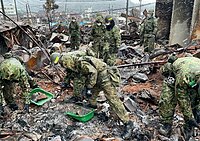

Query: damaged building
[[156, 0, 200, 46]]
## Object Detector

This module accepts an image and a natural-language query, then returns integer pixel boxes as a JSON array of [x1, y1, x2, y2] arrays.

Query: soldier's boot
[[158, 123, 172, 137], [194, 110, 200, 124], [8, 103, 18, 111], [182, 119, 199, 140], [121, 120, 134, 140], [0, 104, 4, 116]]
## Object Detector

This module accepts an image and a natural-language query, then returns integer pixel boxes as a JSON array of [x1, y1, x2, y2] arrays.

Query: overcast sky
[[130, 0, 156, 4]]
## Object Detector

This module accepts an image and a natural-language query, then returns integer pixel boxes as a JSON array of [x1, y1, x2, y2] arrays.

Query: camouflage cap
[[96, 15, 104, 23]]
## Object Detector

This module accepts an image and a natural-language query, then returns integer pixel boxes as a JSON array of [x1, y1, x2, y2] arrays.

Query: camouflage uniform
[[69, 19, 80, 50], [140, 11, 157, 53], [0, 58, 31, 105], [104, 25, 121, 66], [91, 15, 107, 59], [60, 55, 129, 122], [159, 57, 200, 125], [62, 50, 93, 98]]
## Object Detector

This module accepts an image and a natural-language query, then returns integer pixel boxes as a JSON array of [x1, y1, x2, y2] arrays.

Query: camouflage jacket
[[61, 50, 95, 83], [140, 16, 157, 36], [91, 23, 106, 41], [105, 25, 121, 53], [69, 21, 80, 36], [0, 58, 31, 104], [172, 57, 200, 87]]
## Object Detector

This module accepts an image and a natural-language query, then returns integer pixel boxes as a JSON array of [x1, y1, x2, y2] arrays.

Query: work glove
[[9, 103, 18, 111], [60, 82, 72, 89], [85, 88, 92, 98], [24, 104, 29, 113], [32, 84, 39, 89]]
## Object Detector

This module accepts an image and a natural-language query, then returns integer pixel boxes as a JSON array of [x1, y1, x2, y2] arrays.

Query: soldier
[[51, 49, 94, 101], [159, 56, 200, 140], [91, 14, 106, 59], [139, 10, 157, 53], [0, 55, 37, 116], [50, 53, 134, 139], [104, 15, 121, 66], [69, 17, 80, 50]]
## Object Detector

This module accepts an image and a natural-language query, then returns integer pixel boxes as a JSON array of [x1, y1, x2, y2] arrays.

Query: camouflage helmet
[[160, 63, 173, 77], [50, 52, 61, 64], [71, 16, 76, 20], [105, 15, 113, 23], [96, 15, 104, 23]]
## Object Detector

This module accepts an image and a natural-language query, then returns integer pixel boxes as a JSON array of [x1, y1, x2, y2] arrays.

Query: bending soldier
[[0, 55, 37, 116], [159, 56, 200, 140], [50, 52, 134, 139]]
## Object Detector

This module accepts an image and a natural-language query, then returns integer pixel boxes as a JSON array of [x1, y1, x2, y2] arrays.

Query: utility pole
[[109, 4, 111, 14], [139, 0, 142, 16], [27, 2, 33, 24], [13, 0, 19, 21], [126, 0, 129, 31], [65, 0, 67, 14], [0, 0, 6, 20], [26, 3, 29, 23]]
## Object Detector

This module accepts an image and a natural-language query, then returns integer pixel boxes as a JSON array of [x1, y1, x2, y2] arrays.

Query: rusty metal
[[116, 61, 167, 68], [0, 11, 50, 61]]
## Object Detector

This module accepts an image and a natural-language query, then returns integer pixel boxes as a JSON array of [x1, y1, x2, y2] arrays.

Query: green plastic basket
[[65, 109, 95, 122], [29, 88, 54, 106]]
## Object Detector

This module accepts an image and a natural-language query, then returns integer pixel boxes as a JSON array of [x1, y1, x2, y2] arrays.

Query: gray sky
[[130, 0, 156, 4]]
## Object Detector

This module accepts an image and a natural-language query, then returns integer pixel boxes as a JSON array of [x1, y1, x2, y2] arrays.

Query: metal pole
[[26, 3, 29, 23], [65, 0, 67, 13], [139, 0, 142, 16], [27, 2, 33, 24], [0, 0, 6, 20], [126, 0, 129, 31], [13, 0, 19, 21]]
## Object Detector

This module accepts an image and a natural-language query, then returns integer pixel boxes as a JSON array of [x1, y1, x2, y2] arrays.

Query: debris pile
[[1, 20, 200, 141]]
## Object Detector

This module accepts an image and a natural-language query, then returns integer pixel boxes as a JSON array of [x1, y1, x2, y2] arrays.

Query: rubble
[[0, 13, 200, 141]]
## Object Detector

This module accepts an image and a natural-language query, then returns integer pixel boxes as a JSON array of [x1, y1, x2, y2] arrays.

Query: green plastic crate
[[29, 88, 54, 106], [65, 109, 95, 122]]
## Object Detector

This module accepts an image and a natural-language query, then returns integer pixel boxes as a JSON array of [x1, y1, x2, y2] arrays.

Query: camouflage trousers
[[159, 81, 199, 125], [143, 34, 155, 53], [92, 39, 105, 59], [0, 80, 17, 105], [0, 80, 31, 105], [89, 70, 129, 123], [73, 76, 87, 98], [70, 35, 80, 50]]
